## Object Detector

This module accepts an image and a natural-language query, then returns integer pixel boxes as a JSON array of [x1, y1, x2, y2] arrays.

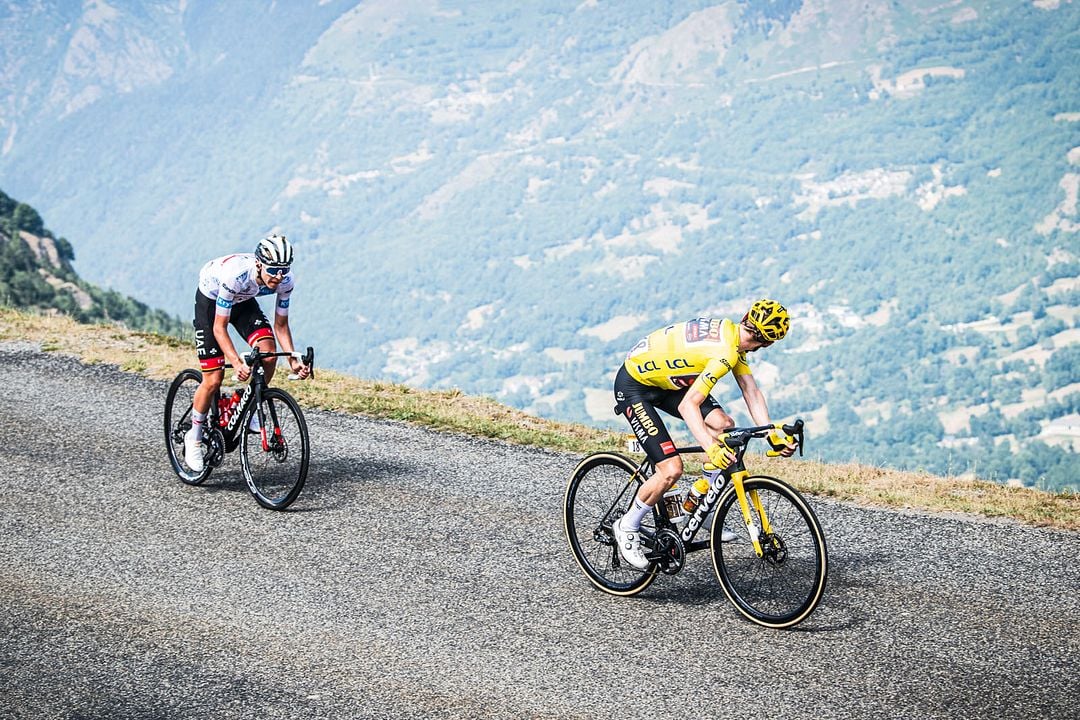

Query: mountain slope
[[0, 189, 185, 334], [0, 0, 1076, 488]]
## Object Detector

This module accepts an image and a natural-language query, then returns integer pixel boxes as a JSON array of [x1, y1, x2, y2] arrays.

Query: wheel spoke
[[564, 454, 659, 596], [241, 389, 309, 510], [712, 477, 827, 628], [164, 369, 210, 485]]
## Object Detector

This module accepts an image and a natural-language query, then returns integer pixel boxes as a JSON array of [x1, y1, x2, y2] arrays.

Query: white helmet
[[254, 234, 293, 267]]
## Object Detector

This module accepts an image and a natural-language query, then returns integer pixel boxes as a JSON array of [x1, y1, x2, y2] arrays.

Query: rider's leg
[[243, 334, 277, 431], [635, 454, 684, 507], [613, 454, 682, 571], [192, 289, 225, 433], [702, 409, 738, 541], [613, 372, 685, 514], [185, 369, 222, 471], [192, 369, 223, 426], [231, 297, 275, 382]]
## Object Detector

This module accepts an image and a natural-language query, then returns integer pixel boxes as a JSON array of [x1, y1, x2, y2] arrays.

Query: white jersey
[[197, 253, 294, 318]]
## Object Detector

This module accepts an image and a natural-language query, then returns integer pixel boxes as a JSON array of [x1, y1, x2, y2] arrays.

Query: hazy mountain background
[[1, 0, 1077, 490]]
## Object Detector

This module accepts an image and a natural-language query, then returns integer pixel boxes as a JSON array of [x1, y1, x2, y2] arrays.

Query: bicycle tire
[[563, 452, 659, 596], [163, 369, 212, 486], [240, 387, 309, 510], [710, 475, 827, 629]]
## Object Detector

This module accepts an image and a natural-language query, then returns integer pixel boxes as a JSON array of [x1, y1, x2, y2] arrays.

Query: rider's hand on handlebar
[[767, 429, 797, 457], [288, 356, 311, 380], [706, 441, 737, 470], [235, 362, 252, 382]]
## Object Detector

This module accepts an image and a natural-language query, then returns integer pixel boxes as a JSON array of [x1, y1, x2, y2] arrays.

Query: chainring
[[205, 428, 226, 468], [651, 528, 686, 575]]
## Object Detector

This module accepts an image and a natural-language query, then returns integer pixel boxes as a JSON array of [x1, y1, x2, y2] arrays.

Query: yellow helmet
[[745, 299, 790, 342]]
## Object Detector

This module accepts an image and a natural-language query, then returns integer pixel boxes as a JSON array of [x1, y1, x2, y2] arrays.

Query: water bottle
[[662, 487, 687, 523], [218, 393, 232, 426], [682, 477, 711, 513], [219, 389, 241, 426], [702, 463, 725, 486]]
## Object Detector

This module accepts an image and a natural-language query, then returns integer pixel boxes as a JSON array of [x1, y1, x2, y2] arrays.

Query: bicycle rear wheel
[[163, 369, 211, 485], [563, 452, 658, 596], [710, 475, 827, 628], [240, 387, 309, 510]]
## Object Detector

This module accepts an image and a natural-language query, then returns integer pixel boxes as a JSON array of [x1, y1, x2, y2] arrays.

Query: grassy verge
[[2, 306, 1077, 531]]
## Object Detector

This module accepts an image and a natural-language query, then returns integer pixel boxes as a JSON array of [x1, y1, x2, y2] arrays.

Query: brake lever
[[792, 418, 804, 456], [767, 419, 804, 458], [232, 350, 258, 383], [287, 348, 315, 381]]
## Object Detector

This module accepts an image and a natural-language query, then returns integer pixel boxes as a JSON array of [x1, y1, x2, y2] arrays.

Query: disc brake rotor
[[762, 533, 788, 566]]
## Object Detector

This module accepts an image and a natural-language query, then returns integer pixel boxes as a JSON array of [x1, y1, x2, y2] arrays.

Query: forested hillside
[[1, 0, 1076, 490], [0, 190, 185, 335]]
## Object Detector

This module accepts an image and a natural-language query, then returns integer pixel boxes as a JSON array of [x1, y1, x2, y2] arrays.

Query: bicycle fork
[[731, 469, 773, 558]]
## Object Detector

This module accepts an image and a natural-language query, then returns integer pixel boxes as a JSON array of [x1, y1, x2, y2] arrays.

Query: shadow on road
[[183, 453, 417, 511], [621, 551, 876, 634]]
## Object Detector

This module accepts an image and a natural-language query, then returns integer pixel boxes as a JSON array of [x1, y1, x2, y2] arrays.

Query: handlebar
[[227, 346, 316, 381], [723, 420, 802, 449], [774, 419, 803, 457], [290, 346, 315, 381], [662, 418, 806, 459]]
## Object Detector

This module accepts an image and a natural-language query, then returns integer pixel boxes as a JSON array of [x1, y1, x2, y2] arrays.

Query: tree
[[11, 203, 45, 236]]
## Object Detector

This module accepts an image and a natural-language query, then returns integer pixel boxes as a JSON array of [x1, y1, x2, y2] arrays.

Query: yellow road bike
[[563, 420, 827, 629]]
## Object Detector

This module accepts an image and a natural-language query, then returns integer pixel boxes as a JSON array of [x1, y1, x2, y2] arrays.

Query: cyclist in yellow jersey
[[612, 299, 798, 570]]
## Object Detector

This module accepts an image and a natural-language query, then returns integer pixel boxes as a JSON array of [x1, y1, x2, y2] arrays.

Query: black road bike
[[564, 420, 828, 629], [164, 347, 314, 510]]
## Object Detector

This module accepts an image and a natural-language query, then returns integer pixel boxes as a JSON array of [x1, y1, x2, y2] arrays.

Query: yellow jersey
[[624, 318, 751, 395]]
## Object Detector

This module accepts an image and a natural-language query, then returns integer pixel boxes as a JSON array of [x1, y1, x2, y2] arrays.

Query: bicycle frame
[[211, 370, 266, 454], [206, 347, 312, 457], [625, 421, 804, 560]]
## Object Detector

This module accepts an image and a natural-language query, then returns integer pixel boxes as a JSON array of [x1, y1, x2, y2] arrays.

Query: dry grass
[[3, 306, 1077, 531]]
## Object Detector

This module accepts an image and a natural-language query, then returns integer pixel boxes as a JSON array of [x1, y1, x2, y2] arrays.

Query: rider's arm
[[273, 313, 310, 378], [677, 388, 723, 452], [735, 372, 796, 456], [212, 312, 245, 370], [273, 313, 296, 355], [734, 371, 771, 426]]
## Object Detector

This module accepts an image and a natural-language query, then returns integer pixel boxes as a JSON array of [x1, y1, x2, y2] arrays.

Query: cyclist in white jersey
[[184, 234, 310, 472]]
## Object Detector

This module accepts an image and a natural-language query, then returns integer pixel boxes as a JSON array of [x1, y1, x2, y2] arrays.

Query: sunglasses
[[264, 265, 290, 277]]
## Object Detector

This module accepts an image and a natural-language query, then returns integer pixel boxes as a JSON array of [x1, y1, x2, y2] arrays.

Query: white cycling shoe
[[719, 525, 739, 542], [613, 516, 650, 570], [183, 428, 205, 472]]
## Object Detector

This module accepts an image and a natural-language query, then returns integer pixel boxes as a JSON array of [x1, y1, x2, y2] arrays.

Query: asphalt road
[[1, 345, 1077, 720]]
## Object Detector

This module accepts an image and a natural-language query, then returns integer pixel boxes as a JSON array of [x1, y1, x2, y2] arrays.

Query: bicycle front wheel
[[240, 388, 309, 510], [563, 452, 658, 596], [711, 475, 827, 629], [163, 369, 211, 485]]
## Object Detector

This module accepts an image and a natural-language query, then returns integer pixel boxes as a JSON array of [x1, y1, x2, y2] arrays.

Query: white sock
[[623, 497, 652, 531], [191, 410, 207, 440]]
